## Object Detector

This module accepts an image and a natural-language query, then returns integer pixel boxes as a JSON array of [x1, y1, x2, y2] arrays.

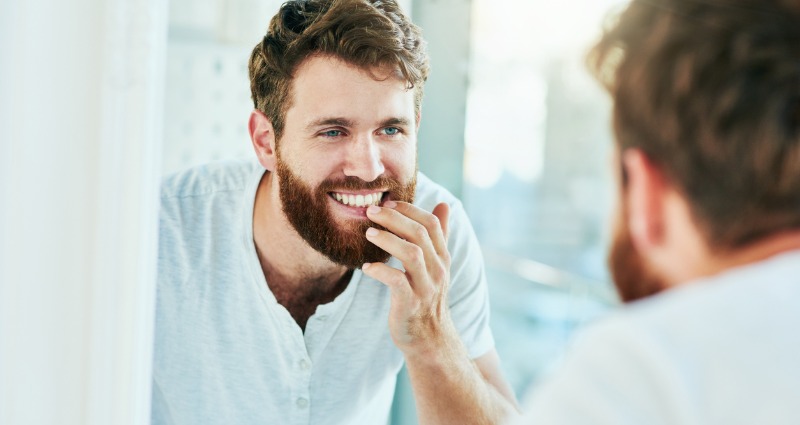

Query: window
[[464, 0, 627, 395]]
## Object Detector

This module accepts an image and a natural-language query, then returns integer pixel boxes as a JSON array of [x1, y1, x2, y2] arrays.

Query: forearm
[[361, 201, 518, 423], [404, 334, 519, 425]]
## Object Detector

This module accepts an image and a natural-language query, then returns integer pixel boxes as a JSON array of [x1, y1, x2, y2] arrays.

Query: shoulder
[[582, 278, 748, 370], [617, 252, 800, 346], [517, 309, 694, 425], [157, 160, 261, 244], [411, 172, 475, 251], [160, 160, 262, 200], [412, 172, 462, 212], [520, 257, 800, 425], [157, 161, 260, 282], [557, 256, 800, 390]]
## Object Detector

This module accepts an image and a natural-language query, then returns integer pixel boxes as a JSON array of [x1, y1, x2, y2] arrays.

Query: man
[[152, 1, 517, 424], [514, 0, 800, 423]]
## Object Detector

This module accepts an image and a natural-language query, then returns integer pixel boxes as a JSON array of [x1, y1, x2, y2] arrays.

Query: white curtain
[[0, 0, 167, 424]]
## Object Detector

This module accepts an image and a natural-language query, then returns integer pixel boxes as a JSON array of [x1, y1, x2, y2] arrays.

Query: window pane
[[464, 0, 627, 395]]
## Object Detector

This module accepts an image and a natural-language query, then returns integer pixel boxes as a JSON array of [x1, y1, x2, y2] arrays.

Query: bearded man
[[152, 1, 518, 424], [514, 0, 800, 424]]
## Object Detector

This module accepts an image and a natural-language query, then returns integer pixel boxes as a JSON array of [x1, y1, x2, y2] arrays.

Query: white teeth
[[332, 192, 384, 207]]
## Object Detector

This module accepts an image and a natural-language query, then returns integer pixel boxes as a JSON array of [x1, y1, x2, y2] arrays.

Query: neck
[[676, 230, 800, 287], [252, 171, 350, 291]]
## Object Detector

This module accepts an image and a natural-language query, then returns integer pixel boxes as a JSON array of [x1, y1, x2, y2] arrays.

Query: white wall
[[0, 0, 167, 424], [168, 0, 411, 42]]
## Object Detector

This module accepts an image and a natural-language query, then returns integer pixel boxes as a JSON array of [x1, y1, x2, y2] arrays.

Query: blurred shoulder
[[160, 160, 262, 200]]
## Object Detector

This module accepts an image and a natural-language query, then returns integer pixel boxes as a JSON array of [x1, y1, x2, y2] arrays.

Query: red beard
[[608, 209, 666, 303], [276, 157, 416, 269]]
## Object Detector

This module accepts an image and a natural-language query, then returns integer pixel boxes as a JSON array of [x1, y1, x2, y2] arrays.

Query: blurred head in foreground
[[589, 0, 800, 301]]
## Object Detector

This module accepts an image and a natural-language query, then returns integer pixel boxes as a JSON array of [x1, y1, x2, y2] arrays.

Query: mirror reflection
[[157, 0, 800, 424]]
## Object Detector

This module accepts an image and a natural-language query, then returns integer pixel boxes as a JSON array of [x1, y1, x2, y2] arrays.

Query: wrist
[[401, 321, 467, 368]]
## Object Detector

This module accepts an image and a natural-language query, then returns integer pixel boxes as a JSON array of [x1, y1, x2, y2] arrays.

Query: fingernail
[[367, 205, 380, 215], [362, 263, 371, 270], [384, 200, 397, 208], [366, 227, 379, 237]]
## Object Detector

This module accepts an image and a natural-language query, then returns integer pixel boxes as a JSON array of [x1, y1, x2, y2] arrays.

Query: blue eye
[[383, 127, 400, 136], [322, 130, 343, 138]]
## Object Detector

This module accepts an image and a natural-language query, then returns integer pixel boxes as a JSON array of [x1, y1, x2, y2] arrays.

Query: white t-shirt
[[152, 160, 494, 425], [514, 250, 800, 425]]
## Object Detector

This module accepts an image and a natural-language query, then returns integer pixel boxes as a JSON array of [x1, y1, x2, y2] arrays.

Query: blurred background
[[162, 0, 625, 423]]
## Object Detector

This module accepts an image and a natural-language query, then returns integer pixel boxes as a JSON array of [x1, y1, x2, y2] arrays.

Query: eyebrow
[[380, 117, 412, 128], [305, 117, 355, 132], [305, 116, 413, 132]]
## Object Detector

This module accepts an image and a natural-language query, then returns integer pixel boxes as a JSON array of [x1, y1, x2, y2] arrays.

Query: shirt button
[[296, 397, 309, 409], [299, 359, 310, 371]]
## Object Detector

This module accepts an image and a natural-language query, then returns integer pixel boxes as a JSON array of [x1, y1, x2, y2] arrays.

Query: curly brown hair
[[248, 0, 429, 140], [589, 0, 800, 250]]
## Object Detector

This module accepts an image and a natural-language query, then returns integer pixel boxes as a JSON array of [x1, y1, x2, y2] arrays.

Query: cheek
[[278, 153, 328, 190], [382, 142, 417, 177]]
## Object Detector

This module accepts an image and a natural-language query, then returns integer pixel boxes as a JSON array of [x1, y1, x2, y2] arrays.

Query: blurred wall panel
[[413, 0, 471, 198], [0, 0, 166, 424]]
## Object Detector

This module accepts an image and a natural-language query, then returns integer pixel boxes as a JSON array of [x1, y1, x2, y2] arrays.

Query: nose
[[343, 134, 385, 182]]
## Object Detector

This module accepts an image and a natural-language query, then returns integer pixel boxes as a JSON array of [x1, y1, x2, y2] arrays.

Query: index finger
[[383, 201, 450, 259]]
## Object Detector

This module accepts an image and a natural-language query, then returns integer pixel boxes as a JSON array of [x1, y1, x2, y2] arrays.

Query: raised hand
[[362, 200, 457, 356]]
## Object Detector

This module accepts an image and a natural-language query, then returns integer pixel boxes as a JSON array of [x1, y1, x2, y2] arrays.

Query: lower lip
[[327, 194, 373, 219]]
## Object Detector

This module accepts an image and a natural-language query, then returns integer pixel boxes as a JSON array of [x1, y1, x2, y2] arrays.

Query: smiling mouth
[[329, 191, 385, 208]]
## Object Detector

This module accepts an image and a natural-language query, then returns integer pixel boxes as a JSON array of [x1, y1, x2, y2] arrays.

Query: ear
[[415, 111, 422, 133], [622, 149, 667, 252], [249, 110, 277, 171]]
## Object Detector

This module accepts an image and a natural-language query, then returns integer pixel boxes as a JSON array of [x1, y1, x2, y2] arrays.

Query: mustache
[[317, 175, 406, 192]]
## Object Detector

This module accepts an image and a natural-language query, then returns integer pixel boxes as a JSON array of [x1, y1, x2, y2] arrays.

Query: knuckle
[[390, 273, 406, 288], [425, 214, 440, 230], [412, 224, 428, 240], [405, 245, 424, 264], [430, 264, 447, 282], [441, 251, 452, 266]]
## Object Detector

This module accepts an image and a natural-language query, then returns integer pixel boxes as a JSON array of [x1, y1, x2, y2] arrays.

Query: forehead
[[286, 55, 416, 126]]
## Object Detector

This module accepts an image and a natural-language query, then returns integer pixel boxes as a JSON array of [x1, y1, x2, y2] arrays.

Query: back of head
[[590, 0, 800, 251], [248, 0, 429, 140]]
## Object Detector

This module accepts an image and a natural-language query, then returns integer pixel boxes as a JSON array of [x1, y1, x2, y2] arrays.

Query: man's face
[[608, 185, 667, 303], [273, 55, 419, 268]]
